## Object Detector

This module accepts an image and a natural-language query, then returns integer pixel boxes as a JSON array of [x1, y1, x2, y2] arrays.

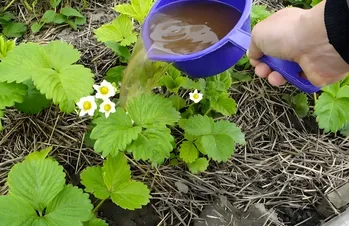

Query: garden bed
[[1, 0, 349, 225]]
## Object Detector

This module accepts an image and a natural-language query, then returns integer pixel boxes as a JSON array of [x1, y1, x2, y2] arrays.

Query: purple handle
[[230, 28, 321, 93], [259, 56, 321, 93]]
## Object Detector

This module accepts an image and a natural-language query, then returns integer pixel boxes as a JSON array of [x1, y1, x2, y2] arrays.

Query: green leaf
[[0, 35, 15, 59], [129, 126, 174, 166], [102, 153, 131, 192], [340, 74, 349, 87], [0, 41, 94, 113], [42, 40, 81, 70], [41, 10, 57, 23], [15, 79, 51, 114], [251, 4, 271, 27], [65, 19, 77, 30], [311, 0, 322, 7], [7, 159, 66, 212], [159, 66, 185, 92], [169, 95, 186, 111], [61, 8, 85, 18], [32, 64, 93, 112], [94, 15, 137, 46], [200, 134, 235, 162], [0, 43, 45, 83], [214, 120, 246, 145], [114, 0, 154, 24], [211, 95, 237, 116], [43, 185, 93, 226], [322, 82, 340, 97], [53, 14, 66, 24], [292, 93, 309, 118], [31, 22, 43, 33], [0, 82, 27, 109], [178, 115, 215, 136], [127, 94, 181, 127], [75, 17, 86, 26], [106, 66, 125, 84], [231, 71, 252, 82], [206, 71, 232, 91], [84, 217, 108, 226], [2, 22, 26, 38], [179, 141, 199, 163], [0, 12, 15, 24], [105, 41, 131, 63], [25, 146, 52, 161], [179, 115, 245, 161], [205, 72, 232, 98], [340, 122, 349, 136], [50, 0, 62, 8], [315, 86, 349, 132], [81, 153, 150, 211], [188, 158, 209, 174], [110, 181, 151, 210], [90, 107, 142, 156], [0, 196, 37, 226], [80, 166, 110, 199], [182, 77, 206, 91]]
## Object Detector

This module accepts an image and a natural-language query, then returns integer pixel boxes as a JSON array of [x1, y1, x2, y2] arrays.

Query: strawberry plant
[[0, 11, 26, 38], [282, 93, 310, 118], [80, 152, 151, 210], [0, 147, 108, 226], [82, 0, 246, 174], [0, 147, 150, 225], [113, 0, 155, 24], [31, 0, 86, 33], [0, 40, 95, 130], [314, 77, 349, 133], [94, 0, 155, 47], [31, 7, 86, 33], [0, 40, 95, 113]]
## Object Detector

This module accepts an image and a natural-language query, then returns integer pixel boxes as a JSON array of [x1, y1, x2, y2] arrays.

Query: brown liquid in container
[[148, 1, 242, 55]]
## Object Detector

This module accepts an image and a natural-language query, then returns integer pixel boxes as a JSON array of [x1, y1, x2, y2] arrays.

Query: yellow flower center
[[193, 93, 199, 99], [100, 86, 109, 95], [104, 104, 112, 112], [83, 101, 92, 110]]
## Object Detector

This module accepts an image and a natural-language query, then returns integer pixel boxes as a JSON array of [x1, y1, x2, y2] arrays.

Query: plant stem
[[204, 107, 212, 116], [313, 93, 317, 104], [93, 199, 106, 213], [3, 0, 16, 12]]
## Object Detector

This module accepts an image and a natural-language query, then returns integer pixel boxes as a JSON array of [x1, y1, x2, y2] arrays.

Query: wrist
[[296, 1, 329, 58], [297, 2, 349, 71]]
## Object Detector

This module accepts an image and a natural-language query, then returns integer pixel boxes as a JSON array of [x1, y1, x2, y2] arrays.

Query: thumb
[[247, 39, 263, 60], [247, 26, 264, 60]]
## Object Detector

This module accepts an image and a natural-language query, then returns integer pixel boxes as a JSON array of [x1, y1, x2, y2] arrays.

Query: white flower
[[99, 99, 116, 118], [93, 80, 116, 100], [189, 89, 203, 103], [76, 96, 97, 117]]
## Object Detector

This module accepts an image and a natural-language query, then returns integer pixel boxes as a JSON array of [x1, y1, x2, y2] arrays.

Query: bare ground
[[1, 0, 349, 225]]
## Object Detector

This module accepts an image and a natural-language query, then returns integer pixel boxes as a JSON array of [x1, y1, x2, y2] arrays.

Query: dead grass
[[1, 0, 349, 225]]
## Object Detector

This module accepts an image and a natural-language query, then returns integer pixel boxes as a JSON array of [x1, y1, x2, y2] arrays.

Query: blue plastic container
[[141, 0, 320, 93]]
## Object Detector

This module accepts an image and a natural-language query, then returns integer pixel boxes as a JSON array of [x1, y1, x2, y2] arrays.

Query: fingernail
[[246, 49, 249, 56]]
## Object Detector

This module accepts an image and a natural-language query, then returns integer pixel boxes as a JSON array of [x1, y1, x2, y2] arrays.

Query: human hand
[[247, 1, 349, 87]]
